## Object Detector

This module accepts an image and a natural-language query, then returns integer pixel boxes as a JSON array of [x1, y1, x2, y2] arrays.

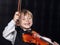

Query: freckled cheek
[[30, 19, 33, 22]]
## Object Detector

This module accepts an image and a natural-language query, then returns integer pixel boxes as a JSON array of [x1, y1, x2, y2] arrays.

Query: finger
[[53, 41, 59, 45], [15, 11, 20, 16]]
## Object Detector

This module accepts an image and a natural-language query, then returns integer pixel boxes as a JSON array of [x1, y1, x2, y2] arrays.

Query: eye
[[22, 19, 25, 20], [29, 18, 32, 19]]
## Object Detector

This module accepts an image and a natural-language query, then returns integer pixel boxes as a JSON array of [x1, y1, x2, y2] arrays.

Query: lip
[[24, 23, 30, 25]]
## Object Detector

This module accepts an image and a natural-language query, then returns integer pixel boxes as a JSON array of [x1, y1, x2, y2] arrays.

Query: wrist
[[13, 18, 17, 22]]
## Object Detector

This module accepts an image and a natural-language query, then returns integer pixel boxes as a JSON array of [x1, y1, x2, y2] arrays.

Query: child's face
[[19, 13, 33, 29]]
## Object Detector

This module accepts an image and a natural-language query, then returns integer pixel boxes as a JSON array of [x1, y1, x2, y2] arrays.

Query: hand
[[53, 41, 59, 45], [13, 11, 20, 22]]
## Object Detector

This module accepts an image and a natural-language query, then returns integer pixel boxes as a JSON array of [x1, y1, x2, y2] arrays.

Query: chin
[[24, 26, 31, 29]]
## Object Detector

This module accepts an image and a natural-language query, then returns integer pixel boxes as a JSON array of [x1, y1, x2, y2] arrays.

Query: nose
[[26, 19, 29, 22], [26, 18, 30, 22]]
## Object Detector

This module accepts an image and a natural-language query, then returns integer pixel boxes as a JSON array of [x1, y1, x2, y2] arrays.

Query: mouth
[[24, 23, 30, 25]]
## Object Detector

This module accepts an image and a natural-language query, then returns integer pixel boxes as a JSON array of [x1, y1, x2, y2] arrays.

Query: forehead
[[20, 13, 32, 18]]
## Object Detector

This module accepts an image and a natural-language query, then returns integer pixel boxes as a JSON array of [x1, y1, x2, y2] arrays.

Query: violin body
[[22, 31, 49, 45]]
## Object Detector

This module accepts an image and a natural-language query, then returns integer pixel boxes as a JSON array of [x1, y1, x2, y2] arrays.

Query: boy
[[3, 9, 59, 45]]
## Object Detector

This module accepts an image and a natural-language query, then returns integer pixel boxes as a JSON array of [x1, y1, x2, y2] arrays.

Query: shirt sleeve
[[2, 19, 16, 42]]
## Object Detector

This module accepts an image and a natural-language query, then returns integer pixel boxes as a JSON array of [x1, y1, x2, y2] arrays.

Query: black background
[[0, 0, 60, 45]]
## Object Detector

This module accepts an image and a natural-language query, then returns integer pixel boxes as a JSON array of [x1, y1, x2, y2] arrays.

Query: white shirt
[[2, 20, 53, 45], [2, 20, 17, 45]]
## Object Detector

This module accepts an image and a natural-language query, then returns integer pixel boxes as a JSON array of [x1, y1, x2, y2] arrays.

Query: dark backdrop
[[0, 0, 60, 45]]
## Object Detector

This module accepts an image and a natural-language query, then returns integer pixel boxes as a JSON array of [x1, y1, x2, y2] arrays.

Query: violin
[[22, 31, 54, 45]]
